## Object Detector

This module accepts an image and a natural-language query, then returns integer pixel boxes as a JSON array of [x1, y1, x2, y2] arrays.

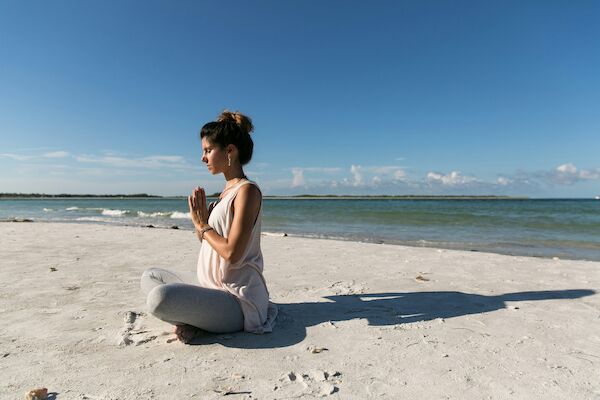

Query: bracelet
[[199, 225, 213, 239]]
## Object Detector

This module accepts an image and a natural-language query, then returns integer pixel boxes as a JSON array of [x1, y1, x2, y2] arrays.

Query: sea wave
[[102, 209, 127, 216], [76, 217, 108, 222], [171, 211, 190, 219], [43, 208, 54, 212], [137, 211, 170, 218], [66, 206, 105, 212]]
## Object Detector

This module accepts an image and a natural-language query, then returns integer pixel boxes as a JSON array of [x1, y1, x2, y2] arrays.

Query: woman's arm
[[191, 184, 261, 264]]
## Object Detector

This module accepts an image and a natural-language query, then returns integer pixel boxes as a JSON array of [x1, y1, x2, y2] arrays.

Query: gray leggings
[[140, 267, 244, 333]]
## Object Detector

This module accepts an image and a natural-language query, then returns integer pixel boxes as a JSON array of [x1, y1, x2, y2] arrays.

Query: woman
[[140, 110, 277, 343]]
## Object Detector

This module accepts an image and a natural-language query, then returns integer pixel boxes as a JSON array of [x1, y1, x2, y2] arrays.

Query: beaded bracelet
[[199, 225, 214, 239]]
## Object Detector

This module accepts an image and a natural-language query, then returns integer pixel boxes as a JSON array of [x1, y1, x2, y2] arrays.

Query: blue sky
[[1, 1, 599, 197]]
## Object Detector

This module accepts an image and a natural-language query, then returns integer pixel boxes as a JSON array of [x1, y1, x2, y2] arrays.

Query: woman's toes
[[174, 324, 199, 343]]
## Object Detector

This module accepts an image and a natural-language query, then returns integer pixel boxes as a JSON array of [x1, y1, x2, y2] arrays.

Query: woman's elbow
[[222, 249, 241, 264], [228, 252, 243, 264], [222, 250, 243, 264]]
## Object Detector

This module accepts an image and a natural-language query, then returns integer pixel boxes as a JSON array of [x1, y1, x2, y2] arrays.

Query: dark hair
[[200, 110, 254, 165]]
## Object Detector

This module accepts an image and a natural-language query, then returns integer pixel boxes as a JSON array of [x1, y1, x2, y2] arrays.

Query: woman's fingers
[[188, 196, 194, 212], [194, 187, 202, 208], [201, 189, 208, 222], [191, 187, 207, 223], [192, 189, 197, 208], [189, 187, 209, 224], [190, 190, 196, 209], [191, 187, 203, 210], [200, 188, 206, 209], [188, 196, 198, 223]]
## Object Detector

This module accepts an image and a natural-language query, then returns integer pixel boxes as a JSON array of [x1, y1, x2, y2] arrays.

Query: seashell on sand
[[24, 388, 48, 400]]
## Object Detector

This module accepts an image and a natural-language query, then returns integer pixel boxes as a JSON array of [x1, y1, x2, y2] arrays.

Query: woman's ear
[[226, 144, 238, 157]]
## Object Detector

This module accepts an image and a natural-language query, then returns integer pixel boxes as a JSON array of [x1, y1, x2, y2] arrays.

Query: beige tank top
[[196, 179, 277, 334]]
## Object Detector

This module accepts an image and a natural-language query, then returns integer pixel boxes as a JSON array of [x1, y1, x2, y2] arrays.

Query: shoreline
[[3, 218, 599, 263], [1, 222, 599, 399]]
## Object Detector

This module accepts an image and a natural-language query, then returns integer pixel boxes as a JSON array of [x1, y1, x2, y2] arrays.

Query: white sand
[[1, 222, 599, 399]]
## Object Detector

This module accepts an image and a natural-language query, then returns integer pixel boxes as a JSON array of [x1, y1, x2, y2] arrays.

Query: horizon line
[[3, 193, 599, 200]]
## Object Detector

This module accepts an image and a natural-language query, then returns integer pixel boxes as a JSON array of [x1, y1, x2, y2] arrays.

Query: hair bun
[[217, 110, 254, 135]]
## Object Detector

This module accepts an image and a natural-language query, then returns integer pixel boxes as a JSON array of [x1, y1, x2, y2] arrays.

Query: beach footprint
[[329, 280, 366, 295], [116, 311, 157, 347], [275, 370, 342, 397]]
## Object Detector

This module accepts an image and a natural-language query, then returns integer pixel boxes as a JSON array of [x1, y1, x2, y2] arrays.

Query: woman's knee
[[140, 268, 162, 294], [146, 284, 177, 318], [141, 267, 162, 279]]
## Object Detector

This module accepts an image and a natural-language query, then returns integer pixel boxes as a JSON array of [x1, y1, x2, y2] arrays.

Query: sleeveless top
[[196, 179, 278, 334]]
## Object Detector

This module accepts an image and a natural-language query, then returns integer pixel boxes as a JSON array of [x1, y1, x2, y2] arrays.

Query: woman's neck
[[219, 172, 247, 199], [224, 166, 246, 182]]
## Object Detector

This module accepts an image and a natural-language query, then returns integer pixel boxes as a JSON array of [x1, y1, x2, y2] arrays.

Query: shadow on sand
[[189, 289, 595, 349]]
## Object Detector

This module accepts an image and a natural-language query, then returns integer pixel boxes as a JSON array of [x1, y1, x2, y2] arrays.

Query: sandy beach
[[1, 222, 599, 399]]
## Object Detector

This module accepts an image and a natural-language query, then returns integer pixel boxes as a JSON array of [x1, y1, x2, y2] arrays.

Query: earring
[[228, 155, 231, 167]]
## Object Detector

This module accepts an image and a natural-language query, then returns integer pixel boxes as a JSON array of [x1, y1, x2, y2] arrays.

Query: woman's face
[[201, 137, 228, 175]]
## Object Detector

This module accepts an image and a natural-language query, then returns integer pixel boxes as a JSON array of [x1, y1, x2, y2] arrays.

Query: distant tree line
[[0, 193, 527, 200], [263, 194, 527, 199], [0, 193, 161, 198]]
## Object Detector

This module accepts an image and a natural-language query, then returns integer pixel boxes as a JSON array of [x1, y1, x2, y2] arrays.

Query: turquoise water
[[1, 198, 600, 261]]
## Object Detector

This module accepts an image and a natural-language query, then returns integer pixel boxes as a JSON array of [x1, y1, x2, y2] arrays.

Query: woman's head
[[200, 110, 254, 171]]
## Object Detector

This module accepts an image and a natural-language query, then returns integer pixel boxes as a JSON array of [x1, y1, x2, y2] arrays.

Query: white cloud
[[427, 171, 477, 186], [497, 177, 512, 186], [291, 168, 305, 187], [393, 169, 407, 181], [287, 166, 343, 188], [43, 151, 70, 158], [552, 163, 600, 184], [1, 150, 70, 161], [303, 164, 408, 190], [0, 153, 34, 161], [6, 149, 600, 196], [1, 149, 193, 171], [350, 165, 364, 186], [144, 155, 185, 163], [580, 169, 600, 180], [352, 165, 407, 182], [556, 163, 577, 174], [75, 154, 190, 169]]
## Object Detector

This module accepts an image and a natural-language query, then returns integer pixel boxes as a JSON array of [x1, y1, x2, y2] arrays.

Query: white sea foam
[[66, 206, 79, 211], [102, 209, 127, 217], [137, 211, 171, 218], [170, 212, 190, 219], [262, 231, 288, 237], [43, 208, 54, 212], [76, 217, 107, 222]]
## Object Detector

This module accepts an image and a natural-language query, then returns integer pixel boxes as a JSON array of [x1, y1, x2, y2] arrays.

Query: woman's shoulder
[[237, 180, 262, 199], [232, 181, 262, 215]]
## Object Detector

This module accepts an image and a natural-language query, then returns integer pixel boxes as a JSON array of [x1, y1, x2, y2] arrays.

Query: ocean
[[1, 198, 599, 261]]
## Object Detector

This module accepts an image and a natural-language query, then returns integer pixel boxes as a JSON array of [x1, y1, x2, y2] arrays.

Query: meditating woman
[[140, 110, 277, 343]]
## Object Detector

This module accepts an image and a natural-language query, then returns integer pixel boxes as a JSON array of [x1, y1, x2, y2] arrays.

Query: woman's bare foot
[[174, 324, 202, 344]]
